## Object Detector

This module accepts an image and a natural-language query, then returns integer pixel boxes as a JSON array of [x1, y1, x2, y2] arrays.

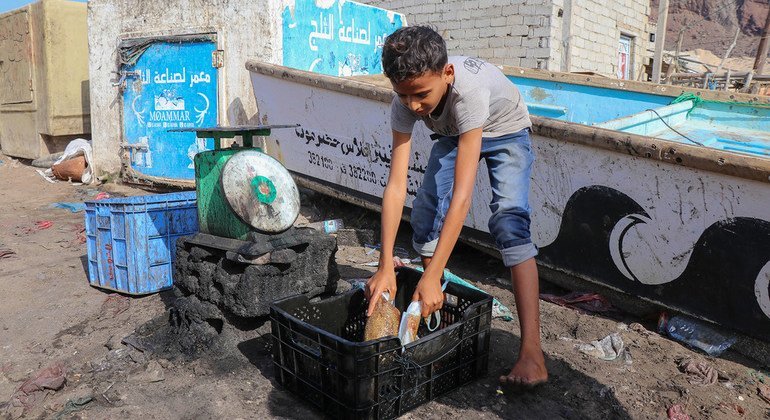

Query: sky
[[1, 0, 86, 13]]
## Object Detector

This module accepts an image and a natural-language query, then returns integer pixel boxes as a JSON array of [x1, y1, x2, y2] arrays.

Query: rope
[[646, 108, 705, 147]]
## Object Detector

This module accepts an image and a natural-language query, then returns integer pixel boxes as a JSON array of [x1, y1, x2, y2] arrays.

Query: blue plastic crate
[[84, 191, 198, 295]]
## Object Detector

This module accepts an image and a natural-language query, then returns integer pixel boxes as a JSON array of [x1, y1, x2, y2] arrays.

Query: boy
[[365, 26, 547, 389]]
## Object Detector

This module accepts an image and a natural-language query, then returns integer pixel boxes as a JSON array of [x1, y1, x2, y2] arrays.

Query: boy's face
[[392, 64, 454, 117]]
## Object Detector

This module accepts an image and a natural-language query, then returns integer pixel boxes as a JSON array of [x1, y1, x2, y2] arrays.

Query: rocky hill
[[651, 0, 768, 58]]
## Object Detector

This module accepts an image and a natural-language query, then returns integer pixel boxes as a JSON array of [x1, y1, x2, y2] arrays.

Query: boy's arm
[[366, 129, 412, 316], [413, 127, 483, 317]]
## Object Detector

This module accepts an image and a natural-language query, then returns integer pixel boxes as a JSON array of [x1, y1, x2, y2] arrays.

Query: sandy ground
[[2, 153, 770, 420]]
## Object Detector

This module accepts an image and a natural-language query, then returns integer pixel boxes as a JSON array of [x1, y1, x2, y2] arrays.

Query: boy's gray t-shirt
[[390, 56, 531, 137]]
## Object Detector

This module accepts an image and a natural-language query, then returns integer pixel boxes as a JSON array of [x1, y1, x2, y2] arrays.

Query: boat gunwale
[[246, 60, 770, 184]]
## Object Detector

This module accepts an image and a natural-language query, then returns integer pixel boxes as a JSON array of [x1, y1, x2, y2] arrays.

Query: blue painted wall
[[122, 41, 218, 180], [509, 76, 672, 125], [282, 0, 405, 76]]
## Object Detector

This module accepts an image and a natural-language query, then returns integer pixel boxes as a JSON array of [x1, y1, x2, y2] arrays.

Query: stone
[[174, 227, 339, 318], [105, 334, 122, 351]]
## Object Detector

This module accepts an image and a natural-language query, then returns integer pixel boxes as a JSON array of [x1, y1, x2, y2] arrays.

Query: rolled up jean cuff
[[501, 242, 538, 267], [413, 237, 440, 257]]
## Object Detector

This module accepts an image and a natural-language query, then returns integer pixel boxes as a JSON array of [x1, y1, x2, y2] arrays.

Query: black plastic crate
[[269, 267, 493, 419]]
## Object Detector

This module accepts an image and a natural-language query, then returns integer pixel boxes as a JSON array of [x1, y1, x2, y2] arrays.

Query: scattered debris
[[100, 294, 131, 317], [676, 357, 729, 386], [128, 360, 165, 383], [667, 403, 691, 420], [414, 266, 513, 321], [21, 221, 53, 235], [50, 202, 87, 213], [73, 223, 87, 244], [335, 227, 375, 247], [359, 256, 412, 267], [577, 332, 626, 361], [0, 248, 16, 259], [629, 322, 653, 336], [717, 402, 746, 417], [10, 362, 66, 412], [659, 313, 736, 356], [53, 396, 93, 420], [40, 138, 94, 184], [94, 191, 111, 200], [757, 383, 770, 404], [540, 291, 614, 314]]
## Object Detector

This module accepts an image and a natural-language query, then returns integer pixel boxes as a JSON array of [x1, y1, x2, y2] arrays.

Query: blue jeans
[[410, 128, 537, 267]]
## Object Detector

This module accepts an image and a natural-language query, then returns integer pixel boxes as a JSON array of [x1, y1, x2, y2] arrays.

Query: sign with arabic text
[[282, 0, 405, 76]]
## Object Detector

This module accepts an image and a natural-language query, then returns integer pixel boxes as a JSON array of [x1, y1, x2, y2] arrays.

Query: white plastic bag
[[398, 281, 448, 346], [40, 138, 94, 184]]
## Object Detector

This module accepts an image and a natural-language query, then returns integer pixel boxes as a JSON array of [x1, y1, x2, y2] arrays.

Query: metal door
[[121, 40, 218, 180]]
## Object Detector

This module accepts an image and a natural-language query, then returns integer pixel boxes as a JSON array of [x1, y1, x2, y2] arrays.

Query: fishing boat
[[247, 60, 770, 343]]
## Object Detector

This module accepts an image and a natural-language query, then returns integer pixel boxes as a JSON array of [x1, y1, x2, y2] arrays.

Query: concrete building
[[360, 0, 655, 79], [87, 0, 283, 179]]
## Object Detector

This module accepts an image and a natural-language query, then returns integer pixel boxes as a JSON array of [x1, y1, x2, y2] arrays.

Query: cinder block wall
[[360, 0, 557, 69], [559, 0, 651, 78], [360, 0, 651, 78]]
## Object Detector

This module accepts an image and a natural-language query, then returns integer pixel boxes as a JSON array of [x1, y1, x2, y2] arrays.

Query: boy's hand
[[366, 268, 397, 316], [412, 273, 444, 318]]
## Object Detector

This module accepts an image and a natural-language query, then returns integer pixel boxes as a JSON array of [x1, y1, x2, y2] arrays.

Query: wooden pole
[[652, 0, 669, 83], [716, 27, 740, 76], [753, 7, 770, 75], [664, 26, 686, 83]]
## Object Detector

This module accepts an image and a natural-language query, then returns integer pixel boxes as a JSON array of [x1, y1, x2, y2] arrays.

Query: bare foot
[[499, 350, 548, 390]]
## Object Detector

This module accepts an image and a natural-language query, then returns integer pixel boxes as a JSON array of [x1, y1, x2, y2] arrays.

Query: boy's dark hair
[[382, 26, 447, 84]]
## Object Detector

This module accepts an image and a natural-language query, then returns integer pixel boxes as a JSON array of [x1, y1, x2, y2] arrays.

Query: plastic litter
[[667, 404, 691, 420], [414, 266, 513, 321], [676, 357, 728, 386], [397, 280, 448, 346], [50, 202, 87, 213], [305, 219, 344, 234], [659, 313, 736, 356], [364, 292, 401, 341], [540, 291, 614, 313], [10, 362, 66, 411], [577, 332, 626, 361], [53, 396, 93, 420], [40, 138, 94, 184]]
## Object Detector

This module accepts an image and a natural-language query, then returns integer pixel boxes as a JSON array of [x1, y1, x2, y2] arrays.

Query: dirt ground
[[2, 153, 770, 420]]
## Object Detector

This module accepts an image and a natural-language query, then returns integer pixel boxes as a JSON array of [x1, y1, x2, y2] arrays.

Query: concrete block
[[474, 18, 492, 28], [479, 26, 496, 37], [519, 4, 537, 15], [504, 37, 524, 47], [522, 36, 540, 47], [523, 16, 544, 25], [520, 57, 538, 68], [495, 26, 510, 37], [471, 8, 487, 18], [489, 37, 506, 47], [491, 16, 507, 27], [531, 47, 551, 58], [478, 47, 495, 58], [532, 26, 551, 37], [502, 5, 520, 15]]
